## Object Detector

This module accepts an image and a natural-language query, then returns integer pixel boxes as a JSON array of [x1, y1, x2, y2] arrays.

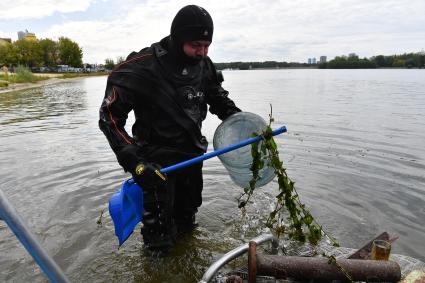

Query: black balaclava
[[169, 5, 214, 66]]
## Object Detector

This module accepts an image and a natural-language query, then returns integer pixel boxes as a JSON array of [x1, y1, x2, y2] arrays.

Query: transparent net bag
[[213, 112, 275, 188]]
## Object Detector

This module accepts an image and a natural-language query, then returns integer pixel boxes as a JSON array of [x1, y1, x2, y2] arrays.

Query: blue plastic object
[[109, 179, 144, 246], [109, 125, 287, 246]]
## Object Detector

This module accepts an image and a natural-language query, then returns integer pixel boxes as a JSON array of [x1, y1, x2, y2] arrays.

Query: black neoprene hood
[[170, 5, 214, 44]]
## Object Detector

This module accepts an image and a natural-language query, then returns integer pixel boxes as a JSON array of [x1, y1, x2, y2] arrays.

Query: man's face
[[182, 40, 211, 59]]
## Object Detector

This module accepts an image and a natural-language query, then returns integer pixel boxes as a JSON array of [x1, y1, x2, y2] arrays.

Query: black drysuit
[[99, 37, 240, 247]]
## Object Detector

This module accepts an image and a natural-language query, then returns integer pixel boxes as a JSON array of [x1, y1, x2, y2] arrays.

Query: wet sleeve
[[99, 77, 142, 172], [205, 59, 241, 120]]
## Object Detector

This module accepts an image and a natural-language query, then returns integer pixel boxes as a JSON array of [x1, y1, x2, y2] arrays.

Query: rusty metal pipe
[[199, 234, 278, 283], [254, 254, 401, 282]]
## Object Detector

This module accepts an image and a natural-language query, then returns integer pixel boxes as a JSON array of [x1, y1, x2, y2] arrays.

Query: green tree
[[325, 55, 376, 69], [410, 53, 424, 68], [373, 55, 386, 67], [13, 39, 43, 67], [0, 42, 18, 66], [419, 53, 425, 68], [0, 45, 7, 66], [405, 58, 415, 68], [58, 37, 83, 67], [237, 62, 251, 70], [39, 38, 58, 67], [116, 56, 126, 65], [104, 58, 115, 70], [392, 58, 405, 67]]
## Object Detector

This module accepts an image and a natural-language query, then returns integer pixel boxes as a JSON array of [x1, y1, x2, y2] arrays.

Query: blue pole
[[161, 126, 286, 174], [109, 125, 287, 246], [0, 189, 70, 283]]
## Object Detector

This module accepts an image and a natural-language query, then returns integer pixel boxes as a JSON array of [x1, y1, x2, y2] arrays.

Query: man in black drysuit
[[99, 5, 241, 251]]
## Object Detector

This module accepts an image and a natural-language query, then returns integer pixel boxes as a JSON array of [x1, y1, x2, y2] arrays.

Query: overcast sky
[[1, 0, 424, 64]]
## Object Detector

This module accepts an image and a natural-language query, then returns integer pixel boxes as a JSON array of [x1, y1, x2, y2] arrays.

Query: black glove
[[132, 162, 167, 189]]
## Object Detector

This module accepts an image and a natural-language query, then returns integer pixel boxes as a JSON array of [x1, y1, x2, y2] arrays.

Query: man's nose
[[197, 47, 207, 57]]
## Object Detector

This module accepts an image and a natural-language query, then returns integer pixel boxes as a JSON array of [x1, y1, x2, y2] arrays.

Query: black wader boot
[[175, 211, 198, 235], [141, 187, 177, 252], [174, 163, 203, 235]]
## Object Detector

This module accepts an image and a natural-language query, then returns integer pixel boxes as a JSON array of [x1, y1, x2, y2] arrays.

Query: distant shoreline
[[221, 66, 318, 70], [0, 73, 108, 95], [220, 66, 422, 70], [1, 68, 421, 94]]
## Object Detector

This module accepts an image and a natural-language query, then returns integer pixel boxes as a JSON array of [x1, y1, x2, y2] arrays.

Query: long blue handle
[[0, 189, 70, 283], [160, 126, 286, 174], [110, 125, 286, 246]]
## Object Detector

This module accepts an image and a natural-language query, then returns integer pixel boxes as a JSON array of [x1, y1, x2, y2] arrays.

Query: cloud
[[38, 0, 183, 63], [0, 0, 95, 20], [2, 0, 425, 63], [211, 0, 425, 61]]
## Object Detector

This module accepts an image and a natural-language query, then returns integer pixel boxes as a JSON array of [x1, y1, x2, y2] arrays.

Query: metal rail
[[0, 189, 70, 283], [199, 233, 277, 283]]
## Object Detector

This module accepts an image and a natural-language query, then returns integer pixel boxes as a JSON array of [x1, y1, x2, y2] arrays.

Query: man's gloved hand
[[132, 162, 167, 189]]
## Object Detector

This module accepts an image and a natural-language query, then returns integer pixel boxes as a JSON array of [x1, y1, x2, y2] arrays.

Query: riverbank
[[0, 72, 108, 94]]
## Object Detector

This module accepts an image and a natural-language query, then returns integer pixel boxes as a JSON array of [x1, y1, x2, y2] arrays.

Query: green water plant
[[13, 65, 37, 83], [2, 65, 50, 84], [323, 253, 354, 282], [238, 105, 338, 246]]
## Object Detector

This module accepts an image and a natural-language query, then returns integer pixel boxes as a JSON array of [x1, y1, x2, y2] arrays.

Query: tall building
[[17, 29, 37, 41], [320, 56, 327, 63], [308, 58, 317, 64], [18, 31, 25, 40]]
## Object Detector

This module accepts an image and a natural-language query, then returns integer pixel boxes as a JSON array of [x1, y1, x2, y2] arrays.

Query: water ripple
[[1, 72, 425, 282]]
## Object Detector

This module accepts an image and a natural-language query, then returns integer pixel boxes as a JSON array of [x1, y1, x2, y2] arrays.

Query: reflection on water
[[1, 83, 87, 126], [0, 71, 425, 282]]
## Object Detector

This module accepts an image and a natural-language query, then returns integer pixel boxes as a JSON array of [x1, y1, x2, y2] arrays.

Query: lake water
[[0, 69, 424, 282]]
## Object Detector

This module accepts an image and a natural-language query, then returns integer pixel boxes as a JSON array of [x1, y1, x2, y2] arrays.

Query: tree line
[[0, 37, 83, 68], [2, 39, 424, 71], [103, 56, 127, 70], [214, 52, 425, 70], [215, 61, 310, 70], [102, 58, 311, 71], [319, 52, 425, 69]]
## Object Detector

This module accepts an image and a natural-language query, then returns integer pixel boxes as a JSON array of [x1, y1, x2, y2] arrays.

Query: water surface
[[0, 69, 424, 282]]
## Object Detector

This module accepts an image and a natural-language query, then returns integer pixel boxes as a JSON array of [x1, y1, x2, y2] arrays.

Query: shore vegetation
[[0, 67, 108, 90], [215, 61, 311, 70], [214, 51, 425, 70], [0, 37, 83, 68], [0, 65, 50, 84], [59, 72, 109, 79], [319, 52, 425, 69]]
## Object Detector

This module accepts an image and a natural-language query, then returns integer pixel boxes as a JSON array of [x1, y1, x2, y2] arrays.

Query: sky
[[1, 0, 424, 64]]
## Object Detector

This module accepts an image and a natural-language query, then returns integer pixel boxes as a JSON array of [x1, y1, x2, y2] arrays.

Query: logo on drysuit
[[176, 85, 207, 126], [135, 164, 145, 175]]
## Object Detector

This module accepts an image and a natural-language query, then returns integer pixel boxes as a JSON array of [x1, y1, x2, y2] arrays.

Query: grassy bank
[[0, 66, 50, 86], [59, 72, 109, 79], [0, 68, 109, 89]]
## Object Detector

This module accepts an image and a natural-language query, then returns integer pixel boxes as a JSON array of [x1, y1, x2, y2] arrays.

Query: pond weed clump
[[238, 106, 338, 246]]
